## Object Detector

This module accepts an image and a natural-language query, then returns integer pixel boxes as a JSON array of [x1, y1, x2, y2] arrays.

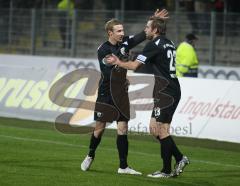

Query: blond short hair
[[104, 19, 123, 32]]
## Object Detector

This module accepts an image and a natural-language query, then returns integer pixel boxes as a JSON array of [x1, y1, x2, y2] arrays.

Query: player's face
[[109, 24, 124, 43], [145, 20, 154, 40]]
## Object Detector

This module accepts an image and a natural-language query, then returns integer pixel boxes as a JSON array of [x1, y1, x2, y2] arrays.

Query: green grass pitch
[[0, 117, 240, 186]]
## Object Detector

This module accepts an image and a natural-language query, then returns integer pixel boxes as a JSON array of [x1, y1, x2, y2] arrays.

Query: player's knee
[[94, 122, 106, 137], [117, 122, 128, 135], [149, 124, 158, 137], [94, 128, 105, 138], [117, 126, 128, 135], [158, 125, 169, 139]]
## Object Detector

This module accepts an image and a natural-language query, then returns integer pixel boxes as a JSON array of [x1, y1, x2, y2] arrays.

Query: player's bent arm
[[102, 55, 114, 66], [116, 60, 142, 70]]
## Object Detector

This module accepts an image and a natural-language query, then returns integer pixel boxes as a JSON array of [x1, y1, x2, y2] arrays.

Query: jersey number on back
[[167, 49, 176, 78]]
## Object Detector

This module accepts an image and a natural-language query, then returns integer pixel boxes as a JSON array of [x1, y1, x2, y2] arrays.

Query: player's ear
[[108, 30, 112, 36], [153, 28, 158, 34]]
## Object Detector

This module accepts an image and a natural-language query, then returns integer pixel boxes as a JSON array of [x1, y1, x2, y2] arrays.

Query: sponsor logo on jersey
[[120, 47, 126, 55]]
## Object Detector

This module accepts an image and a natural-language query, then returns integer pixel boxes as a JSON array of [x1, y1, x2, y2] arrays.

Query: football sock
[[159, 136, 172, 174], [169, 136, 183, 162], [117, 135, 128, 169], [88, 133, 101, 159]]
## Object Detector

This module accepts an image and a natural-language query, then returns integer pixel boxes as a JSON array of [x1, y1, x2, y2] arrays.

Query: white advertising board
[[0, 54, 240, 143]]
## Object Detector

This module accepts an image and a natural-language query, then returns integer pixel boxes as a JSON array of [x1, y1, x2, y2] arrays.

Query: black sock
[[157, 136, 183, 163], [159, 136, 172, 174], [169, 136, 183, 163], [117, 135, 128, 169], [88, 133, 101, 158]]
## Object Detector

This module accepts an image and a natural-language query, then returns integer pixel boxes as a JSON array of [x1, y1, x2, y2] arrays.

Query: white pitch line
[[0, 134, 240, 169], [190, 159, 240, 168], [0, 134, 84, 148]]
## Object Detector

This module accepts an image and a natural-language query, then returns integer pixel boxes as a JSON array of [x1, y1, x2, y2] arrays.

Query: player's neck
[[108, 38, 117, 45], [153, 34, 159, 40]]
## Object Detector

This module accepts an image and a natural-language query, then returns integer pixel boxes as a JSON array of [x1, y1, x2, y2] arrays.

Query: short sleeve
[[98, 45, 112, 66]]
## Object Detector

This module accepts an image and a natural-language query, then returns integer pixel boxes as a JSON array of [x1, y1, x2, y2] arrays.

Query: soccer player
[[106, 17, 189, 178], [81, 10, 169, 175]]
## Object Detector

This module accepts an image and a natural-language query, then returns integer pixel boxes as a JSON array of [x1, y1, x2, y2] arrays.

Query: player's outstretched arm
[[106, 55, 141, 70]]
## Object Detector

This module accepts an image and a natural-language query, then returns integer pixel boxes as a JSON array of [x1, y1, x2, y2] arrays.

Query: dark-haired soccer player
[[106, 17, 189, 178]]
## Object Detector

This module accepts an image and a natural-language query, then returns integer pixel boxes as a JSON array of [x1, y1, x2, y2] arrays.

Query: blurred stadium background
[[0, 0, 240, 186], [0, 0, 240, 66]]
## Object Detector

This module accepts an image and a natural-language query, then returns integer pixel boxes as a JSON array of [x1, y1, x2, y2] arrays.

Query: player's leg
[[168, 96, 190, 176], [88, 121, 106, 158], [116, 121, 142, 175], [156, 121, 184, 167], [81, 121, 106, 171], [170, 121, 190, 177], [157, 122, 172, 175], [148, 118, 173, 178], [117, 121, 128, 169], [149, 114, 189, 177]]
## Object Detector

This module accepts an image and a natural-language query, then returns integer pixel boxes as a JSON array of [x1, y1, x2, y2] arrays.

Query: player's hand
[[105, 54, 120, 65], [154, 9, 169, 20]]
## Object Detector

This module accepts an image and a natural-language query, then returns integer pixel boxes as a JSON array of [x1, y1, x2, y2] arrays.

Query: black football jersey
[[136, 35, 180, 96], [97, 31, 146, 96]]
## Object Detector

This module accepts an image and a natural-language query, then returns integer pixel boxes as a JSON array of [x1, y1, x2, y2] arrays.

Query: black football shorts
[[151, 91, 180, 123], [94, 94, 130, 122]]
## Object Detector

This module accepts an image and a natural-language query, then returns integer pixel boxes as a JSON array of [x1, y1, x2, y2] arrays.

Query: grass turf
[[0, 117, 240, 186]]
